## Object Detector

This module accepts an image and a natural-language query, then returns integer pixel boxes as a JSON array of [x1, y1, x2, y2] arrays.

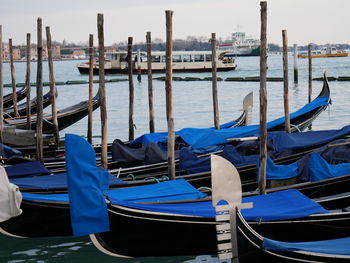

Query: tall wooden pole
[[165, 10, 175, 180], [282, 30, 291, 133], [25, 33, 32, 130], [293, 44, 298, 83], [9, 38, 18, 116], [87, 34, 94, 144], [0, 26, 3, 143], [137, 49, 141, 82], [308, 44, 312, 103], [146, 32, 155, 133], [127, 36, 135, 141], [211, 33, 220, 129], [46, 26, 59, 145], [98, 13, 108, 169], [36, 17, 44, 163], [258, 1, 267, 195]]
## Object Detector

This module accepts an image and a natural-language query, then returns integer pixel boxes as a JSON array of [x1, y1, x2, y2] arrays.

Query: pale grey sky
[[1, 0, 350, 46]]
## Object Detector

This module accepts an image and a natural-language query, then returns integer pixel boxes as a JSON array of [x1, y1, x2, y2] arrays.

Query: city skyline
[[1, 0, 350, 46]]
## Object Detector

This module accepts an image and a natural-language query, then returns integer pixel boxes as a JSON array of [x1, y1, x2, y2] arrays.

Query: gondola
[[12, 91, 253, 163], [4, 91, 100, 133], [94, 74, 330, 171], [8, 124, 350, 195], [89, 156, 350, 261], [3, 85, 30, 108], [118, 75, 330, 152], [3, 89, 54, 118], [2, 134, 350, 240], [34, 76, 329, 172]]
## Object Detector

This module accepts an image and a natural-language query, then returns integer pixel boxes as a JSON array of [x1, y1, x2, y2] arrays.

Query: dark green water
[[0, 235, 199, 262]]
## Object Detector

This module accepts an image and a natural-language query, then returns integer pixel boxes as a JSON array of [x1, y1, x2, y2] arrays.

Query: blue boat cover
[[131, 97, 329, 150], [0, 144, 22, 158], [5, 161, 52, 178], [266, 125, 350, 153], [263, 237, 350, 255], [21, 178, 207, 203], [263, 156, 299, 180], [10, 172, 126, 189], [106, 179, 206, 202], [130, 119, 238, 147], [179, 144, 259, 174], [179, 147, 211, 174], [309, 152, 350, 182], [221, 144, 259, 167], [65, 134, 110, 237], [110, 189, 329, 221]]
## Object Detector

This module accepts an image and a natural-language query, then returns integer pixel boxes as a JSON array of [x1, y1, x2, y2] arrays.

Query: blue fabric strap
[[65, 134, 110, 237]]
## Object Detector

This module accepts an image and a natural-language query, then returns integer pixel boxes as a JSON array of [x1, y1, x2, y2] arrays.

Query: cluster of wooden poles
[[0, 20, 60, 163], [0, 1, 315, 196], [95, 1, 314, 195]]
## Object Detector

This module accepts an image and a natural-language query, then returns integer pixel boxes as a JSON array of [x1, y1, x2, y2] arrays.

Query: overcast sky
[[1, 0, 350, 46]]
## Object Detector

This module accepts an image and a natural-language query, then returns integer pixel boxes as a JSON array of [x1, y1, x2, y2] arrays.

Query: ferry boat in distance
[[297, 46, 348, 58], [77, 50, 236, 75], [217, 31, 260, 57]]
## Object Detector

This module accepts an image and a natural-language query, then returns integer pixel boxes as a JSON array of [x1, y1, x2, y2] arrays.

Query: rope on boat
[[290, 124, 301, 132], [126, 174, 135, 180], [197, 186, 212, 192], [144, 177, 160, 183]]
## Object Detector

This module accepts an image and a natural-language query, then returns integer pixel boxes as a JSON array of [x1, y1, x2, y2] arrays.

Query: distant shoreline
[[2, 58, 87, 63]]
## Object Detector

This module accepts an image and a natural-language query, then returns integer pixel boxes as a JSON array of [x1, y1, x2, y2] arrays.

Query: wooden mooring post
[[282, 30, 291, 133], [211, 33, 220, 129], [87, 34, 94, 144], [36, 18, 44, 163], [293, 44, 298, 83], [137, 49, 141, 82], [258, 1, 267, 195], [0, 26, 3, 143], [308, 43, 312, 130], [25, 33, 32, 130], [308, 44, 312, 103], [127, 36, 135, 141], [46, 26, 60, 145], [165, 10, 175, 180], [9, 38, 18, 117], [97, 13, 108, 169], [146, 32, 155, 133]]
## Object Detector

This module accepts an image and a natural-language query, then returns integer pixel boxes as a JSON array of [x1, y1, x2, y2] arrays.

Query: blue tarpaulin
[[109, 189, 329, 221], [179, 125, 350, 175], [65, 134, 110, 237], [264, 156, 299, 180], [266, 125, 350, 153], [263, 237, 350, 255], [105, 179, 206, 203], [176, 97, 329, 150], [179, 144, 259, 174], [5, 161, 52, 178], [309, 152, 350, 182], [21, 179, 207, 203], [11, 172, 126, 190], [130, 120, 238, 147], [131, 97, 329, 150], [179, 147, 211, 174], [0, 144, 22, 158]]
